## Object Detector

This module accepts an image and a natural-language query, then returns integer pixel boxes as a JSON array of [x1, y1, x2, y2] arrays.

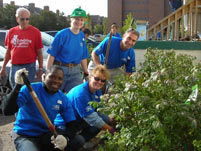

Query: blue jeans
[[10, 63, 36, 88], [14, 132, 60, 151], [60, 65, 83, 93]]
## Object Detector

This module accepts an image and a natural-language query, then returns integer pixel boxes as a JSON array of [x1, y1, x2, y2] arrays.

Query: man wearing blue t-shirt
[[2, 66, 76, 151], [88, 28, 139, 82], [107, 22, 122, 38]]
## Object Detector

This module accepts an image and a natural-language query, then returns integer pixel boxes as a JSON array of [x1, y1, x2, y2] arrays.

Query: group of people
[[1, 6, 139, 151]]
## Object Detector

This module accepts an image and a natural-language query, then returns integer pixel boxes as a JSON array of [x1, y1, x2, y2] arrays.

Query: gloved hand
[[15, 68, 28, 85], [51, 135, 67, 150]]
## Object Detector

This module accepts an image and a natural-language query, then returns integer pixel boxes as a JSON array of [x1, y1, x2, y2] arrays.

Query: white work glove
[[15, 68, 28, 85], [51, 135, 67, 150]]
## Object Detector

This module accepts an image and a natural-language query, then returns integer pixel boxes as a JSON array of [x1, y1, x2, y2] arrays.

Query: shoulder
[[117, 33, 121, 37], [128, 47, 135, 55], [31, 82, 43, 89], [29, 25, 40, 32], [8, 26, 19, 33], [58, 28, 70, 35], [112, 37, 122, 44], [79, 31, 85, 38], [54, 28, 69, 38], [67, 82, 89, 98]]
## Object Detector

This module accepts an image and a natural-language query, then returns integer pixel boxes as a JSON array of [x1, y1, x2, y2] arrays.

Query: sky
[[3, 0, 108, 17]]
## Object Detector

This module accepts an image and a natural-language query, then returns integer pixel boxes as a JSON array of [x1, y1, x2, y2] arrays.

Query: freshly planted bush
[[98, 48, 201, 151]]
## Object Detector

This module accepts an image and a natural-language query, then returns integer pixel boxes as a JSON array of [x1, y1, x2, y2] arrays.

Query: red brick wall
[[108, 0, 172, 31], [108, 0, 122, 32]]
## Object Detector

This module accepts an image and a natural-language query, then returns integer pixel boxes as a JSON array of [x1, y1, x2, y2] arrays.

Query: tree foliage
[[0, 5, 69, 31], [0, 4, 17, 29], [98, 49, 201, 151], [103, 17, 108, 35], [121, 12, 136, 34], [85, 14, 92, 32], [94, 24, 103, 34]]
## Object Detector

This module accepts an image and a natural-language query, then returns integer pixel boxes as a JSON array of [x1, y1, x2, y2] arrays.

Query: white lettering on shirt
[[11, 35, 32, 48]]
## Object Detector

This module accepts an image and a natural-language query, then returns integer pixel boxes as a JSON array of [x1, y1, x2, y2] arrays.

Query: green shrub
[[98, 48, 201, 151]]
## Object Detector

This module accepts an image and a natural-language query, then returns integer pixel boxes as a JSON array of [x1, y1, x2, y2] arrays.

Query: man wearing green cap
[[46, 7, 89, 93]]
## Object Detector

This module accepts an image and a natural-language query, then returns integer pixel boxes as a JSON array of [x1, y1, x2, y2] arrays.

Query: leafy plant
[[121, 12, 136, 34], [98, 48, 201, 151]]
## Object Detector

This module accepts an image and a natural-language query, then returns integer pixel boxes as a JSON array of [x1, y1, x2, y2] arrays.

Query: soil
[[0, 114, 15, 151]]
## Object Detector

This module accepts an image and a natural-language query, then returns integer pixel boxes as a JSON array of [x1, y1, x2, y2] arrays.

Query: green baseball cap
[[71, 8, 87, 18]]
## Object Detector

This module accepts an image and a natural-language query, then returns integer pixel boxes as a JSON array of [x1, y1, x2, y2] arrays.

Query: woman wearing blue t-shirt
[[46, 8, 89, 93], [54, 65, 115, 151]]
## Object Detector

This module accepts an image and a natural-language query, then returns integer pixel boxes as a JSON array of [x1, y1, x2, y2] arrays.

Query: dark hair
[[46, 65, 64, 75], [125, 28, 140, 39], [111, 22, 118, 28], [83, 28, 91, 35]]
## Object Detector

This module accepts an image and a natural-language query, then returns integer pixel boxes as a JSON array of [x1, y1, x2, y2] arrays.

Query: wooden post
[[181, 7, 185, 39]]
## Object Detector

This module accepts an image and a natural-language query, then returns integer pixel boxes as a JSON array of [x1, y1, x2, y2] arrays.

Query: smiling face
[[88, 65, 110, 93], [70, 17, 86, 30], [43, 68, 64, 94], [89, 73, 106, 92], [121, 32, 139, 50]]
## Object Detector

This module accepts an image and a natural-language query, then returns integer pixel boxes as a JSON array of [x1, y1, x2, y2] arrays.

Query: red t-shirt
[[5, 25, 43, 64]]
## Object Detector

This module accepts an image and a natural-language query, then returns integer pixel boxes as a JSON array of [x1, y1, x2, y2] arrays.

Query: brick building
[[108, 0, 173, 32]]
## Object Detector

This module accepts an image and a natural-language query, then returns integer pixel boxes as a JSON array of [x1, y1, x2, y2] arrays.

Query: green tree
[[94, 24, 103, 34], [121, 12, 136, 34], [2, 4, 17, 29], [85, 14, 92, 32], [0, 6, 5, 28], [103, 17, 108, 35], [30, 13, 40, 28], [55, 12, 70, 30], [38, 10, 57, 31]]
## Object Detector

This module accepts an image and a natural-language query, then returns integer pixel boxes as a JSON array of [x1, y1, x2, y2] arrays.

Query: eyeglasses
[[20, 18, 30, 21], [94, 77, 106, 83]]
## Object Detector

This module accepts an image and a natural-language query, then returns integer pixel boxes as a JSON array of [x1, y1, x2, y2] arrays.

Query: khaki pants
[[88, 60, 125, 83]]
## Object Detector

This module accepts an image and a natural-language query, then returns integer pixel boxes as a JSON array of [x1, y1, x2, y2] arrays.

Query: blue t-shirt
[[47, 28, 89, 64], [95, 37, 136, 73], [54, 82, 102, 126], [107, 32, 122, 38], [14, 82, 76, 136]]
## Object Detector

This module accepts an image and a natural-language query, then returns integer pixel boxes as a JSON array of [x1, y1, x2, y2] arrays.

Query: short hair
[[83, 28, 91, 35], [90, 65, 110, 80], [124, 28, 140, 39], [46, 65, 64, 75], [111, 22, 118, 28], [15, 7, 30, 17]]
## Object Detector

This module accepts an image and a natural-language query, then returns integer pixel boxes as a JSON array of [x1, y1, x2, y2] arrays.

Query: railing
[[146, 0, 201, 41]]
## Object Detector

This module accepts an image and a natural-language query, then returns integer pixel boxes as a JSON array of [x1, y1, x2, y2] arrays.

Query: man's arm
[[46, 54, 55, 70], [36, 48, 43, 80], [0, 49, 11, 77], [91, 51, 101, 65], [2, 84, 22, 115], [81, 59, 88, 74]]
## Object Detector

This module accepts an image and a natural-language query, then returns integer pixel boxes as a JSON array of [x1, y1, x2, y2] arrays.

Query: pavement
[[0, 114, 15, 151]]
